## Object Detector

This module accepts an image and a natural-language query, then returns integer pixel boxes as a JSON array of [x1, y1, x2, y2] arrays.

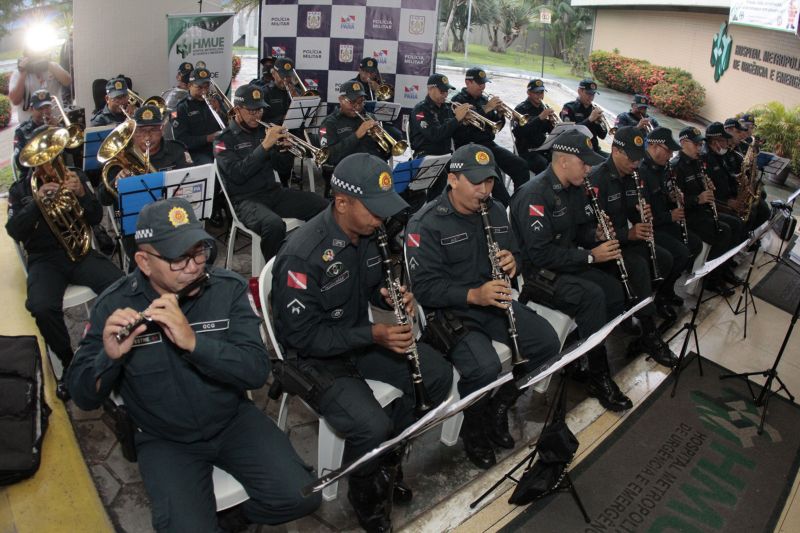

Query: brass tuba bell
[[97, 118, 156, 199], [19, 127, 92, 262]]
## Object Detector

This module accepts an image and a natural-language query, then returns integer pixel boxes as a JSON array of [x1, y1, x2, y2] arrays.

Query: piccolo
[[114, 272, 210, 342]]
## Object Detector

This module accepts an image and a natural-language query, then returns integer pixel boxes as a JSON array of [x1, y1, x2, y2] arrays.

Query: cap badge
[[478, 71, 486, 78], [196, 60, 207, 68], [692, 128, 700, 136], [441, 76, 448, 84], [535, 80, 542, 87], [283, 62, 292, 70], [168, 206, 190, 228], [183, 63, 192, 71], [590, 83, 597, 90], [633, 135, 644, 147], [475, 151, 490, 165], [585, 138, 593, 148], [353, 82, 361, 91], [199, 70, 209, 78], [378, 171, 393, 191], [142, 109, 154, 121], [37, 92, 47, 100], [252, 89, 261, 99], [367, 59, 375, 67], [114, 81, 123, 90]]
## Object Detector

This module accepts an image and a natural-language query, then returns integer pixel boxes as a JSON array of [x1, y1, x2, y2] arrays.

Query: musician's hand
[[637, 118, 651, 130], [453, 104, 471, 122], [539, 108, 555, 121], [698, 190, 715, 205], [143, 293, 196, 352], [262, 125, 286, 150], [671, 207, 685, 222], [63, 170, 84, 197], [591, 240, 621, 263], [103, 308, 148, 360], [205, 131, 221, 143], [372, 323, 414, 354], [379, 286, 416, 318], [595, 213, 617, 241], [125, 103, 137, 117], [484, 96, 502, 113], [117, 168, 133, 179], [628, 222, 652, 241], [636, 202, 653, 222], [589, 107, 603, 122], [36, 181, 60, 199], [496, 249, 516, 278], [468, 279, 513, 309], [356, 119, 377, 139], [209, 97, 222, 112]]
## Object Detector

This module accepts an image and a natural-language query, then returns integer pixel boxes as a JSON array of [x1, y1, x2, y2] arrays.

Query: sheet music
[[284, 96, 322, 130], [164, 163, 216, 220]]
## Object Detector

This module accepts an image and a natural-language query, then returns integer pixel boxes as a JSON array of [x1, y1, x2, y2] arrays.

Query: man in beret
[[512, 78, 556, 174], [408, 143, 561, 470], [68, 197, 320, 531], [215, 84, 328, 264], [91, 76, 134, 127], [560, 78, 609, 156], [614, 94, 660, 132], [272, 154, 453, 532], [588, 126, 677, 365], [510, 129, 632, 412]]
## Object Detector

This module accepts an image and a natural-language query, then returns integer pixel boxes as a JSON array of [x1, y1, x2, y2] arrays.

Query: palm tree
[[487, 0, 533, 53], [546, 1, 592, 61]]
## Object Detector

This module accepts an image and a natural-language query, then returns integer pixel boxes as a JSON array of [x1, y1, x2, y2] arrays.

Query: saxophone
[[734, 141, 760, 222]]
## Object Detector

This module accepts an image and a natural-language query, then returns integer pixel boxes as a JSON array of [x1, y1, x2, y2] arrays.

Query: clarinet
[[633, 171, 663, 282], [478, 201, 528, 367], [699, 161, 721, 233], [666, 163, 689, 245], [376, 226, 432, 417], [114, 272, 210, 342], [583, 179, 637, 302]]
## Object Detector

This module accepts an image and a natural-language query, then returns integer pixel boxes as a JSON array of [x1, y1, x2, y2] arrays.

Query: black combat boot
[[628, 317, 678, 367], [347, 465, 395, 533], [384, 446, 412, 505], [461, 401, 496, 469], [487, 382, 522, 449], [586, 346, 632, 412]]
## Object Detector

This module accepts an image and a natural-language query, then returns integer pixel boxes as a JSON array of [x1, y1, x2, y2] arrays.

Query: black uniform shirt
[[90, 104, 127, 127], [637, 153, 675, 228], [67, 266, 268, 443], [560, 100, 607, 152], [214, 119, 279, 202], [670, 151, 707, 213], [512, 99, 554, 154], [262, 84, 291, 125], [406, 190, 519, 311], [173, 96, 224, 158], [588, 157, 632, 245], [409, 95, 459, 156], [272, 206, 385, 359], [703, 150, 737, 202], [450, 88, 504, 147], [509, 167, 594, 276], [13, 118, 45, 173], [320, 109, 398, 166]]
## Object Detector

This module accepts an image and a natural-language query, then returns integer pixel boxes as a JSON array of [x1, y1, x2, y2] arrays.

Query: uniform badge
[[287, 271, 307, 289], [378, 171, 392, 191], [168, 206, 189, 227], [331, 309, 344, 319], [586, 138, 593, 149], [326, 261, 344, 278], [535, 80, 543, 87], [322, 249, 335, 262], [475, 151, 490, 165], [199, 70, 209, 78], [332, 238, 346, 248], [590, 82, 597, 90], [284, 62, 292, 71], [287, 298, 306, 314], [420, 120, 428, 129], [406, 233, 420, 248], [114, 81, 124, 90], [529, 204, 544, 217], [633, 135, 644, 147], [415, 112, 425, 121], [531, 219, 543, 231], [252, 89, 261, 99], [478, 70, 486, 79], [37, 92, 47, 101], [441, 76, 449, 84], [367, 59, 375, 68], [353, 82, 362, 91], [196, 60, 207, 68], [141, 109, 154, 121]]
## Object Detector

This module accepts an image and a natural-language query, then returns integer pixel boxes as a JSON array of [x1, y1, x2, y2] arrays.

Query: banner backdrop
[[260, 0, 439, 116], [167, 12, 235, 94]]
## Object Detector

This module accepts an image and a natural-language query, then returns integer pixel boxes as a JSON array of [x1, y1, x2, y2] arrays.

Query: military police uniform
[[13, 89, 53, 179], [560, 79, 608, 154], [173, 68, 224, 165], [407, 144, 560, 469], [215, 84, 328, 263], [67, 198, 319, 531], [6, 167, 122, 374], [614, 95, 660, 131], [409, 74, 459, 158], [90, 77, 129, 127], [262, 58, 303, 186], [512, 79, 554, 174], [351, 57, 381, 101], [250, 55, 276, 90]]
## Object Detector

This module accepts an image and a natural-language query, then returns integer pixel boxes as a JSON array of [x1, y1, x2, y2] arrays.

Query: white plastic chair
[[213, 161, 302, 277], [258, 258, 403, 501], [685, 241, 712, 295]]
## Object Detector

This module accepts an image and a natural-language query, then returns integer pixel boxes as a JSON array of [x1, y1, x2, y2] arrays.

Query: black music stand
[[730, 221, 771, 339], [668, 239, 750, 398], [759, 186, 800, 269], [720, 258, 799, 434], [117, 174, 165, 237]]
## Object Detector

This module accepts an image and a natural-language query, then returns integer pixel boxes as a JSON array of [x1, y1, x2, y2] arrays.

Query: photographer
[[9, 49, 72, 123]]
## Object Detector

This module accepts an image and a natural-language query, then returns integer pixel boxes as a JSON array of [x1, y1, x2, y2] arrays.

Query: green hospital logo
[[177, 39, 191, 59], [710, 22, 733, 82]]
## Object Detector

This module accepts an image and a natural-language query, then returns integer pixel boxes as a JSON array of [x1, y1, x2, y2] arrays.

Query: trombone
[[50, 95, 83, 149], [126, 90, 167, 118], [287, 69, 320, 97], [355, 111, 408, 157], [485, 92, 527, 126], [450, 102, 503, 134], [257, 120, 329, 166], [372, 71, 393, 101]]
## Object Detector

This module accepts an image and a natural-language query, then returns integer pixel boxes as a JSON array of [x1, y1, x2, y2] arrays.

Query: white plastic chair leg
[[318, 418, 347, 501]]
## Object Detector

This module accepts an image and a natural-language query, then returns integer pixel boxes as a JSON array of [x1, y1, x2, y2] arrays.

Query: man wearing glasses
[[68, 197, 321, 531], [215, 84, 327, 264]]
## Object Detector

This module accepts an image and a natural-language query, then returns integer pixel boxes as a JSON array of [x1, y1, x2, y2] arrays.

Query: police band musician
[[512, 78, 556, 175], [560, 78, 609, 156]]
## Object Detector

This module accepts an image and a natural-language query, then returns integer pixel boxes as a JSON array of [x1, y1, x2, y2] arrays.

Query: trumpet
[[50, 95, 83, 149], [593, 105, 613, 134], [257, 120, 329, 166], [355, 111, 408, 157], [450, 102, 503, 134], [486, 93, 527, 126], [543, 103, 562, 127]]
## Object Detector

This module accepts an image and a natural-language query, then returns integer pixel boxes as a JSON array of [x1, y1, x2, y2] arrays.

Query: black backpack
[[0, 335, 51, 485]]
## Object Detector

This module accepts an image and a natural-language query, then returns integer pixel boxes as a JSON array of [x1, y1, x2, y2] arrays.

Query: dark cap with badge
[[330, 153, 408, 218], [549, 129, 605, 165], [106, 77, 128, 98], [633, 94, 649, 107], [724, 117, 747, 131], [339, 80, 366, 100], [465, 67, 491, 84], [449, 143, 498, 184], [29, 89, 52, 110], [359, 57, 379, 73], [527, 79, 546, 92], [578, 78, 599, 94], [259, 55, 276, 66], [177, 62, 193, 83], [134, 105, 163, 126], [705, 122, 732, 139], [646, 127, 680, 151], [679, 126, 704, 143], [739, 113, 755, 126], [274, 57, 295, 78], [233, 84, 270, 110], [135, 197, 214, 259], [189, 67, 212, 85], [612, 126, 647, 161], [427, 73, 455, 91]]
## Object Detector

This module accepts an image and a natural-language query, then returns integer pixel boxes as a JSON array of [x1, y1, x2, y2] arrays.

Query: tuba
[[97, 118, 156, 199], [355, 111, 408, 157], [19, 127, 92, 262]]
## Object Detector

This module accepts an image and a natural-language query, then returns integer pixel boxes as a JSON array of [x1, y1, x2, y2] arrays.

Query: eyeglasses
[[345, 97, 365, 106], [241, 107, 263, 116], [143, 244, 212, 271]]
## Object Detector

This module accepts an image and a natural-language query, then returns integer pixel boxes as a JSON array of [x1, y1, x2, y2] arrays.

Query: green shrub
[[232, 55, 241, 80], [0, 72, 11, 95], [0, 94, 11, 129], [751, 102, 800, 175]]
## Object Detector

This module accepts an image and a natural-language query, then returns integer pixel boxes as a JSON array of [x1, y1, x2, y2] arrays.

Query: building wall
[[73, 0, 200, 113], [592, 8, 800, 120]]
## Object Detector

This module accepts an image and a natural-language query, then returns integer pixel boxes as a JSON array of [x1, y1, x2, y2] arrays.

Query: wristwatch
[[587, 253, 595, 264]]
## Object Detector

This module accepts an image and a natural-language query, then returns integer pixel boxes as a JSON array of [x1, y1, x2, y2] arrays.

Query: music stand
[[392, 155, 451, 194], [667, 239, 750, 398], [729, 220, 771, 338], [365, 101, 402, 122], [82, 124, 115, 172], [719, 258, 799, 434], [164, 164, 216, 220], [759, 185, 800, 269], [117, 172, 165, 236]]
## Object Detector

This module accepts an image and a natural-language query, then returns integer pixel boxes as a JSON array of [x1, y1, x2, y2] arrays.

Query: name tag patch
[[235, 142, 253, 150], [608, 193, 622, 202], [190, 319, 230, 333], [366, 256, 381, 268], [321, 271, 349, 292], [441, 233, 468, 246], [552, 207, 567, 217], [133, 332, 162, 347]]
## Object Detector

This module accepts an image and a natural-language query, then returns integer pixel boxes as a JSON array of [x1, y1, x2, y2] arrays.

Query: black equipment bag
[[0, 335, 51, 485], [770, 204, 797, 241]]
